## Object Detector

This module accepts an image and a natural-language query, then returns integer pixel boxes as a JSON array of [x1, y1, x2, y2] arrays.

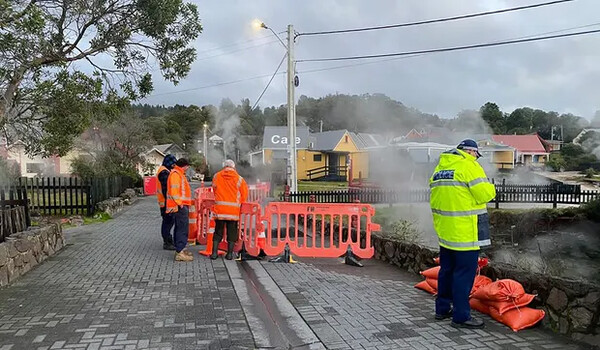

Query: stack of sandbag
[[469, 279, 545, 331], [415, 257, 492, 296]]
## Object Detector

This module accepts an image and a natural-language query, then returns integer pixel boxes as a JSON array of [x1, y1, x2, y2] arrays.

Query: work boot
[[209, 240, 219, 260], [225, 242, 235, 260], [175, 250, 193, 262], [163, 237, 175, 250], [435, 308, 453, 321], [451, 317, 485, 329], [183, 249, 193, 256]]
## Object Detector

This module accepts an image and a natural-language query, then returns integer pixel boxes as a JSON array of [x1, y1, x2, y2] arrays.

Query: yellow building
[[258, 127, 384, 181], [476, 139, 516, 170]]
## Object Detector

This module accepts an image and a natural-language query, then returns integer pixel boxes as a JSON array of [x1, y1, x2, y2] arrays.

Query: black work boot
[[163, 237, 175, 250], [225, 242, 235, 260], [451, 317, 485, 329], [209, 239, 219, 260]]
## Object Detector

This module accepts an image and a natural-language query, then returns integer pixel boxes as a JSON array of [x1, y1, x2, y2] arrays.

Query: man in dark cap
[[156, 154, 177, 250], [429, 139, 496, 329]]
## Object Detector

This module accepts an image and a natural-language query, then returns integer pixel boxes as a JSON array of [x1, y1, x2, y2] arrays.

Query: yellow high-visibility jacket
[[429, 149, 496, 251]]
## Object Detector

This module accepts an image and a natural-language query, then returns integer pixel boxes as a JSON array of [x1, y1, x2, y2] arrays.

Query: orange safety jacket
[[156, 165, 170, 208], [212, 167, 248, 221], [166, 166, 192, 213]]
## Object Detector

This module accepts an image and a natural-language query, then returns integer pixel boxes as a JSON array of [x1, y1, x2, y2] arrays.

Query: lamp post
[[259, 22, 298, 192]]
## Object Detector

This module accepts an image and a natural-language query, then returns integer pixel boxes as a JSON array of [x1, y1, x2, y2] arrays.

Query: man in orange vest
[[166, 158, 194, 262], [156, 154, 177, 250], [210, 159, 248, 260]]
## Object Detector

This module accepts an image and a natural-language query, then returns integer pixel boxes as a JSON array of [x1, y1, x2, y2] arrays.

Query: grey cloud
[[142, 0, 600, 120]]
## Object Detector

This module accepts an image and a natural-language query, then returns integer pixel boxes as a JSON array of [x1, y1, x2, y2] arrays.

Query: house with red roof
[[491, 134, 549, 167]]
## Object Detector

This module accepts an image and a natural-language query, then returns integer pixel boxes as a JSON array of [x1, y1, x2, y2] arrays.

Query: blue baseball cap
[[162, 154, 177, 168], [457, 139, 482, 158]]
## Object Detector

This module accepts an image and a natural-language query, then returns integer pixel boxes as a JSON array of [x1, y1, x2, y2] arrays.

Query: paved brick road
[[0, 197, 591, 350], [264, 260, 588, 350], [0, 198, 253, 350]]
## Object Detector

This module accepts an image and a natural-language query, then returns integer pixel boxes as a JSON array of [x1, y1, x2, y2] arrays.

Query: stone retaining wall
[[95, 188, 138, 216], [0, 224, 64, 287], [372, 234, 600, 347]]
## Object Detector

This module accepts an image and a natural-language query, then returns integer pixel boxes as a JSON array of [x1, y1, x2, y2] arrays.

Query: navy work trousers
[[435, 246, 479, 323], [173, 206, 189, 253], [160, 208, 175, 244]]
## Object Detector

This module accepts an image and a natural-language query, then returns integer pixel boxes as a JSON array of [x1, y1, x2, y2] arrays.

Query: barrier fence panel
[[247, 182, 271, 203], [259, 202, 380, 259]]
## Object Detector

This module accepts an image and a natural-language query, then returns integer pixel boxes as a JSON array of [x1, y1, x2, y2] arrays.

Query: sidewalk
[[0, 197, 591, 350]]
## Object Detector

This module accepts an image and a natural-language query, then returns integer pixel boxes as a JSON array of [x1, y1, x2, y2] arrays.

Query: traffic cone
[[256, 224, 267, 258], [199, 217, 224, 256], [188, 205, 198, 245]]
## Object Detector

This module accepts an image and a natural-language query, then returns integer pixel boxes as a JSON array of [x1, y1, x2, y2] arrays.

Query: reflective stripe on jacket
[[156, 165, 169, 208], [212, 167, 249, 221], [429, 148, 496, 251], [166, 166, 192, 213]]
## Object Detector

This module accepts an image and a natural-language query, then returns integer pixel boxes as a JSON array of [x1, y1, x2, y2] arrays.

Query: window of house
[[313, 154, 322, 162], [344, 135, 349, 143], [26, 163, 44, 174]]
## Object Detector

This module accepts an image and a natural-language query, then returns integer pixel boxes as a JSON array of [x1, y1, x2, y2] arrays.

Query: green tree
[[479, 102, 505, 133], [506, 107, 534, 133], [1, 0, 202, 156], [546, 153, 566, 172]]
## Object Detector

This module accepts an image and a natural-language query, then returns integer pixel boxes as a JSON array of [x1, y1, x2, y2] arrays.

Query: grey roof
[[153, 143, 184, 155], [353, 133, 387, 149], [312, 130, 347, 151], [262, 126, 310, 149]]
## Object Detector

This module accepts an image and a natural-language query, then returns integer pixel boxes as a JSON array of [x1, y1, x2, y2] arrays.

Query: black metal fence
[[281, 184, 600, 208], [0, 176, 133, 217]]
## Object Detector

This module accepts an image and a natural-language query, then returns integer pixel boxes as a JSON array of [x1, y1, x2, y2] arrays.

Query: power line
[[148, 72, 284, 97], [196, 32, 284, 55], [297, 22, 600, 73], [251, 54, 287, 111], [196, 39, 279, 61], [297, 0, 576, 37], [297, 28, 600, 63]]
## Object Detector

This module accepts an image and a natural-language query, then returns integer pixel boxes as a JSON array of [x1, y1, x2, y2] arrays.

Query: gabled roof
[[352, 133, 387, 149], [491, 135, 547, 153], [312, 130, 348, 151]]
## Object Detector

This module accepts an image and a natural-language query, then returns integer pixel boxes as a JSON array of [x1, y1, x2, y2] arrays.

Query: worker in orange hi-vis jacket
[[210, 159, 248, 260], [166, 158, 194, 262]]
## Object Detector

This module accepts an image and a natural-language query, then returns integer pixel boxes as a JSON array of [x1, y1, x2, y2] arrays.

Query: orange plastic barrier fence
[[248, 182, 270, 203], [247, 202, 380, 258]]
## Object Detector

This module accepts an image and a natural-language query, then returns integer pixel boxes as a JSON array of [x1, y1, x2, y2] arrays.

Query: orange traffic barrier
[[248, 182, 270, 202], [245, 202, 380, 259], [188, 204, 198, 245]]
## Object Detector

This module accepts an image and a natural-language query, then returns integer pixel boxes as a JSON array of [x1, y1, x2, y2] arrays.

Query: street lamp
[[257, 21, 298, 192]]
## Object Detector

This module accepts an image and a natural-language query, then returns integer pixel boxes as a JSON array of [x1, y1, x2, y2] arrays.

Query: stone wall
[[372, 234, 600, 347], [95, 188, 138, 216], [0, 224, 64, 287]]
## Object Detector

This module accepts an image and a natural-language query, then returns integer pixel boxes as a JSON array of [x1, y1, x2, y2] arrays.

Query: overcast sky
[[140, 0, 600, 120]]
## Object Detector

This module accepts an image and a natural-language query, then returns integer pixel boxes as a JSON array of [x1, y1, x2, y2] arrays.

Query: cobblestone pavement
[[0, 197, 593, 350], [0, 198, 253, 350], [264, 260, 590, 350]]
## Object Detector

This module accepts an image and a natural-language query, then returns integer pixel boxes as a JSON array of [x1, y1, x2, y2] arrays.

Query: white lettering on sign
[[271, 135, 301, 145]]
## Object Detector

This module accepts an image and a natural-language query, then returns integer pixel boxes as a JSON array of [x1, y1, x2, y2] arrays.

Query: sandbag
[[469, 298, 491, 315], [415, 280, 436, 294], [471, 279, 525, 302], [426, 277, 438, 290], [470, 275, 493, 296], [489, 306, 545, 332], [483, 293, 536, 315], [421, 266, 440, 279]]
